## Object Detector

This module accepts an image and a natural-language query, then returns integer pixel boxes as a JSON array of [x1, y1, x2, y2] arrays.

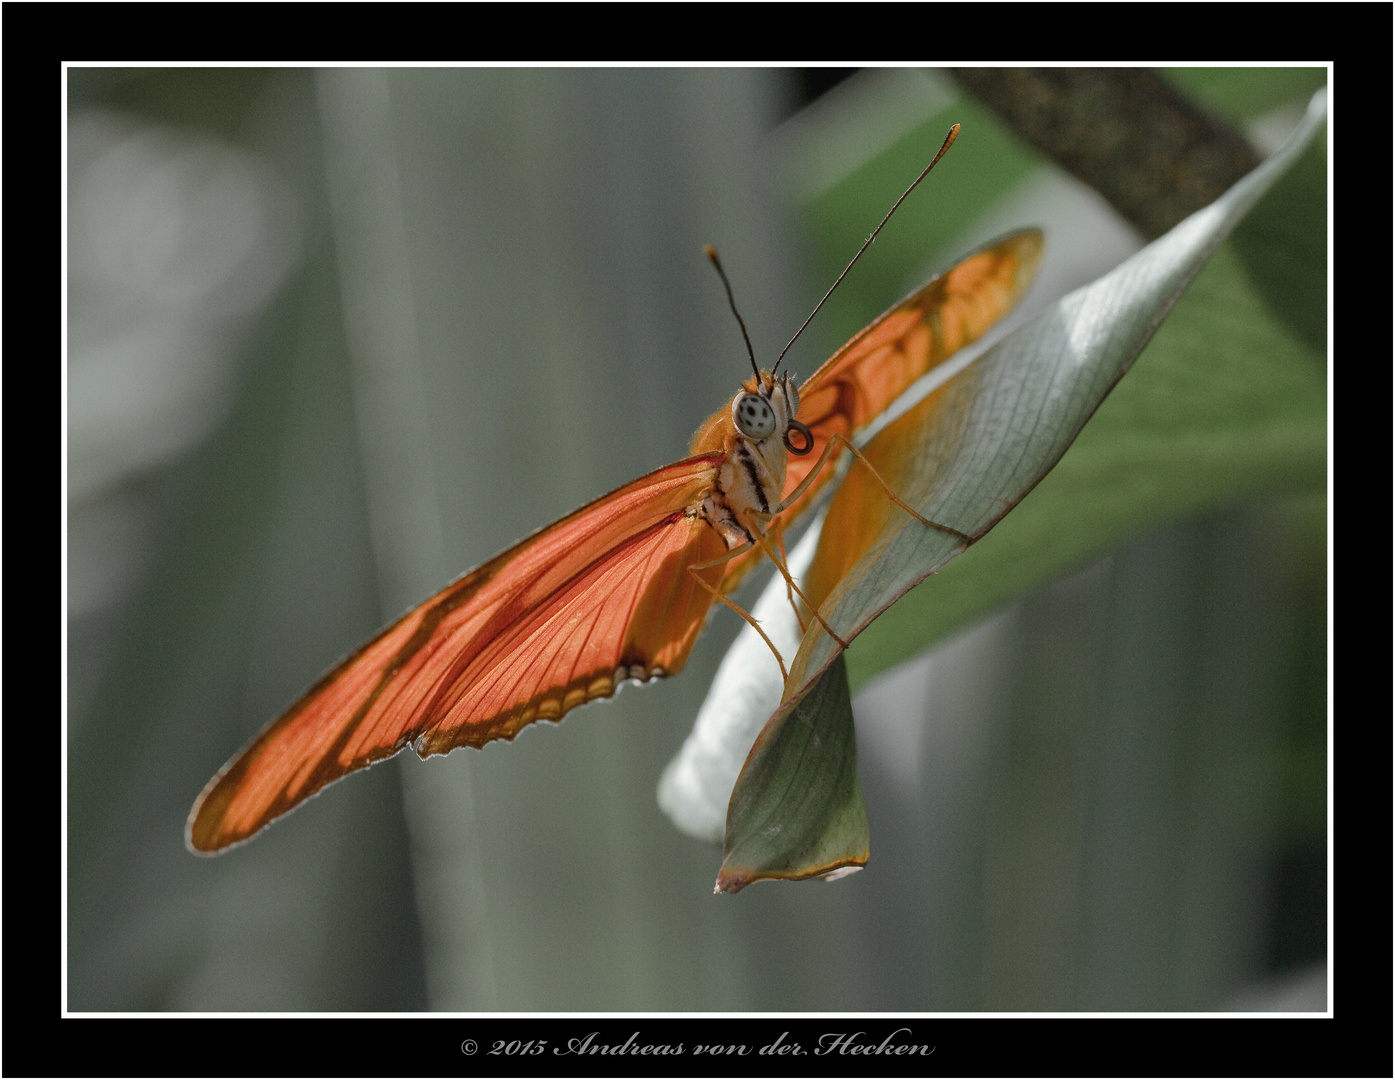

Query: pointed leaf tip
[[717, 654, 869, 892]]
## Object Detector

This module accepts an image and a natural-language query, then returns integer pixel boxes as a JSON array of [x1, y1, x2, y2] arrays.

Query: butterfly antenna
[[705, 245, 761, 381], [772, 123, 960, 376]]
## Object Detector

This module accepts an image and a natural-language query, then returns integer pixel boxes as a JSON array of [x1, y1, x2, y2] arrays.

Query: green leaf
[[715, 653, 868, 894], [846, 108, 1326, 687], [808, 93, 1325, 682], [667, 90, 1327, 888]]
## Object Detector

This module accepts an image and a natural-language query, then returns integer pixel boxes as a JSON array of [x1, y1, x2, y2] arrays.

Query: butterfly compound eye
[[732, 392, 777, 440]]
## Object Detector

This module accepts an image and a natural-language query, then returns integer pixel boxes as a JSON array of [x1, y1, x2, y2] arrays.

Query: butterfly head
[[732, 371, 813, 457]]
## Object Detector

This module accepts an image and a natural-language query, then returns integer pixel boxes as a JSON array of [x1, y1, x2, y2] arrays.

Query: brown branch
[[949, 68, 1261, 238]]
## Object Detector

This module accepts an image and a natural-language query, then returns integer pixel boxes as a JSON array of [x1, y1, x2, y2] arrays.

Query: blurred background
[[65, 66, 1327, 1011]]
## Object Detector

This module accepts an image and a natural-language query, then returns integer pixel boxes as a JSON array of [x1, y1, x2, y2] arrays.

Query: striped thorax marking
[[703, 371, 803, 550]]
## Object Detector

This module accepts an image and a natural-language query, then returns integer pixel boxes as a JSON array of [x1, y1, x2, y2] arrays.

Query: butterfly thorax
[[695, 370, 803, 550]]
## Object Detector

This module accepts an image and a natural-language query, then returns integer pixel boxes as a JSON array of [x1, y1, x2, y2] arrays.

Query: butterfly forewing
[[188, 453, 726, 853], [789, 231, 1044, 510], [713, 229, 1043, 591]]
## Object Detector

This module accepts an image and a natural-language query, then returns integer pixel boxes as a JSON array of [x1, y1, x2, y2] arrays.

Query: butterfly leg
[[764, 517, 809, 633], [778, 433, 972, 545], [686, 551, 789, 683], [774, 429, 848, 514], [831, 434, 973, 542], [747, 520, 850, 651]]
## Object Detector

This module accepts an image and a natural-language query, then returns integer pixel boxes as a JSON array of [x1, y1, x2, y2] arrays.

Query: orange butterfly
[[187, 129, 1043, 854]]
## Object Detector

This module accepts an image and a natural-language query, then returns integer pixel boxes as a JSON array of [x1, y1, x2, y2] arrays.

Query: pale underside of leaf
[[676, 90, 1327, 890]]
